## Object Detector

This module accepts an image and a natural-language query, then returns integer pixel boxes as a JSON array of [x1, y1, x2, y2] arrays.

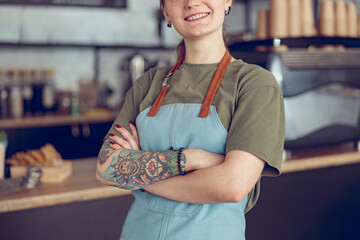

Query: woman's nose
[[185, 0, 201, 9]]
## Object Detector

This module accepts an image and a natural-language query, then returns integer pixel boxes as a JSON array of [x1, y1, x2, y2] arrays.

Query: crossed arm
[[96, 124, 265, 203]]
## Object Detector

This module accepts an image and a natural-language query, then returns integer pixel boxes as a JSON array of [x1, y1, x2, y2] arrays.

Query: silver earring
[[225, 6, 231, 16], [167, 22, 172, 28]]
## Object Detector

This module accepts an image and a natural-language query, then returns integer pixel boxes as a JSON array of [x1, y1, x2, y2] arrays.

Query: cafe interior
[[0, 0, 359, 239]]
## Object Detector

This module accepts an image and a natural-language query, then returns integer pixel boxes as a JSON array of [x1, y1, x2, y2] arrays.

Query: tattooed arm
[[97, 138, 184, 189], [96, 137, 222, 189], [97, 122, 225, 189]]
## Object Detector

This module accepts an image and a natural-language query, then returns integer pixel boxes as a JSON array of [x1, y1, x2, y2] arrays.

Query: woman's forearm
[[96, 138, 225, 189], [143, 150, 265, 204], [143, 163, 236, 204]]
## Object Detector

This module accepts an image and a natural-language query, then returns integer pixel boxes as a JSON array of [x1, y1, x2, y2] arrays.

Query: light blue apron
[[120, 103, 247, 240]]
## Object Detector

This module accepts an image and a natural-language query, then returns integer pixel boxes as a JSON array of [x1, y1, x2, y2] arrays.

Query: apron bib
[[121, 104, 247, 240]]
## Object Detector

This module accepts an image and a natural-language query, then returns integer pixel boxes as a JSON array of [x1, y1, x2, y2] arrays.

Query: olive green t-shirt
[[108, 59, 285, 213]]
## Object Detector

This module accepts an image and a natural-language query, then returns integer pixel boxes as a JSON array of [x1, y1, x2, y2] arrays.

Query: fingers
[[114, 124, 139, 149], [129, 122, 141, 150], [109, 132, 132, 149], [129, 121, 138, 139], [109, 141, 123, 150]]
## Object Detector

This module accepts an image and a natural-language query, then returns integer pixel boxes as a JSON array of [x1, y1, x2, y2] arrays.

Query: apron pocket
[[147, 193, 202, 217]]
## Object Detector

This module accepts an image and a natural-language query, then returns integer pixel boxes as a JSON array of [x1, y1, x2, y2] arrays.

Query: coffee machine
[[120, 53, 150, 104], [267, 50, 360, 150]]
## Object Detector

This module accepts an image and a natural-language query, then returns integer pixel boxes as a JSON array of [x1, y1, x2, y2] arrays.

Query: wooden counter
[[0, 158, 130, 213], [1, 151, 360, 214]]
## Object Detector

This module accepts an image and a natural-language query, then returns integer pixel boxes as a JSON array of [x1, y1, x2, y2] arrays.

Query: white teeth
[[186, 13, 209, 21]]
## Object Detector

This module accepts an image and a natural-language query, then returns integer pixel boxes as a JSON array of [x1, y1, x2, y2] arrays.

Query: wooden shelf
[[282, 151, 360, 174], [0, 111, 118, 130]]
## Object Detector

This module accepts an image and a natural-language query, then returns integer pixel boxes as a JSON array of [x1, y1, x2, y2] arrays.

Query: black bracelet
[[177, 147, 186, 175]]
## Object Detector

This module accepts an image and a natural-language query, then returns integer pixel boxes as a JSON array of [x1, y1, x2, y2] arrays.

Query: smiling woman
[[161, 0, 233, 61], [96, 0, 285, 239]]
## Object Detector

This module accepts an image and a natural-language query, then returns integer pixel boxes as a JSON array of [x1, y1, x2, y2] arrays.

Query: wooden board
[[10, 161, 72, 183]]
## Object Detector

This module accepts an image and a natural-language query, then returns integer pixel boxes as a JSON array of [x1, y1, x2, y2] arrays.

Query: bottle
[[57, 90, 72, 115], [21, 69, 34, 117], [42, 69, 56, 114], [8, 70, 24, 119], [71, 91, 80, 116], [31, 69, 44, 115], [0, 70, 10, 118]]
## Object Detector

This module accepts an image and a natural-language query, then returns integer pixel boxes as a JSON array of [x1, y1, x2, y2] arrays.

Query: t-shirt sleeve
[[225, 77, 285, 176], [105, 76, 149, 140]]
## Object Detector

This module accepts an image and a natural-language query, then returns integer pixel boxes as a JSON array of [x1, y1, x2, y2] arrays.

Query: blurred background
[[0, 0, 359, 239]]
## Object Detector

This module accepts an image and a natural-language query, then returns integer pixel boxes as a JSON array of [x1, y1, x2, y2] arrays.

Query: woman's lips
[[184, 12, 210, 21]]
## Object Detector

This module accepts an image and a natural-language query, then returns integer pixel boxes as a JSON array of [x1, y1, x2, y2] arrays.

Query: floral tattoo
[[98, 147, 186, 189]]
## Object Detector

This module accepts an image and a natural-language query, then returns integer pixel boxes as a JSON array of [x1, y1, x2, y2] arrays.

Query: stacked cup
[[318, 0, 359, 50], [256, 0, 318, 51], [256, 9, 270, 51], [255, 0, 359, 51], [347, 2, 357, 38], [358, 14, 360, 37]]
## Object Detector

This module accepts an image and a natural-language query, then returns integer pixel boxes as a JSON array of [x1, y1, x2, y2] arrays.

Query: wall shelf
[[229, 37, 360, 52], [0, 0, 127, 9], [0, 42, 174, 51], [0, 111, 118, 130]]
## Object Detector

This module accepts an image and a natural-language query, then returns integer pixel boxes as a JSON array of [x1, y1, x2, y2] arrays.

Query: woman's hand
[[108, 122, 141, 151]]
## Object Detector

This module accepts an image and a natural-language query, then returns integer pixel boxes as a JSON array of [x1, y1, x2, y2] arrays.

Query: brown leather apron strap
[[198, 50, 231, 117], [147, 56, 185, 117], [147, 50, 231, 117]]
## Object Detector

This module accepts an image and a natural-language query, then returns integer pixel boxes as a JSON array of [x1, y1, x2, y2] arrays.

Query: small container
[[0, 131, 8, 180], [8, 70, 24, 119], [57, 90, 72, 115], [42, 69, 57, 114], [31, 69, 45, 115], [0, 70, 10, 119], [71, 91, 80, 116], [22, 69, 34, 117], [23, 166, 42, 189]]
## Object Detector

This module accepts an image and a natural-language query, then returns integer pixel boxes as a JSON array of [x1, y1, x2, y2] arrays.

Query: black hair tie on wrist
[[177, 147, 186, 175]]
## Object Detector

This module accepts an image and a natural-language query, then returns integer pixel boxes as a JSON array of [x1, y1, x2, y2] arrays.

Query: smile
[[184, 12, 210, 21]]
